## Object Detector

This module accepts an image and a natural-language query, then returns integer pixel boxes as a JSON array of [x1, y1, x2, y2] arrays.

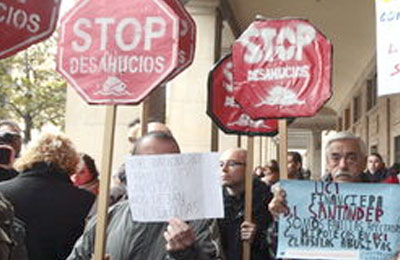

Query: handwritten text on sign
[[125, 152, 224, 222], [277, 180, 400, 260]]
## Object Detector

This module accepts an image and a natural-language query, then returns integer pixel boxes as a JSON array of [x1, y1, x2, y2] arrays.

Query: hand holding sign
[[164, 218, 196, 251], [268, 184, 290, 218], [240, 221, 257, 243]]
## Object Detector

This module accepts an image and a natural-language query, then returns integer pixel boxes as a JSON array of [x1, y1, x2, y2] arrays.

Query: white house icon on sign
[[255, 86, 305, 107]]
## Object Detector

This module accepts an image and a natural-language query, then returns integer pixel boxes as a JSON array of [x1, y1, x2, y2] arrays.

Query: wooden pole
[[259, 136, 263, 166], [211, 123, 219, 152], [279, 119, 289, 260], [94, 105, 117, 260], [141, 99, 150, 136], [279, 120, 288, 180], [242, 136, 254, 260]]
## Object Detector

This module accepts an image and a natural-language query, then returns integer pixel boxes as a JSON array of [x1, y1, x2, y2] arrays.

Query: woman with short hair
[[0, 132, 95, 260]]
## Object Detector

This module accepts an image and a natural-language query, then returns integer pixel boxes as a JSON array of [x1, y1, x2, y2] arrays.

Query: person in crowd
[[109, 163, 128, 206], [67, 131, 221, 260], [260, 159, 280, 258], [218, 148, 273, 260], [110, 121, 172, 206], [263, 154, 306, 258], [268, 152, 307, 257], [287, 151, 304, 180], [0, 120, 23, 182], [384, 162, 400, 183], [71, 153, 99, 196], [361, 152, 388, 182], [253, 165, 265, 178], [0, 134, 18, 182], [0, 120, 22, 158], [0, 191, 28, 260], [0, 132, 95, 260], [269, 131, 369, 215], [268, 132, 370, 259], [389, 162, 400, 175], [261, 159, 280, 186], [126, 118, 141, 154], [148, 121, 172, 135], [126, 118, 171, 154], [110, 118, 140, 205], [71, 153, 100, 219]]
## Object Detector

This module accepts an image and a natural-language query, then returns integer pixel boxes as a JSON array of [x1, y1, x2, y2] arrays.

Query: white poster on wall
[[376, 0, 400, 96], [125, 152, 224, 222]]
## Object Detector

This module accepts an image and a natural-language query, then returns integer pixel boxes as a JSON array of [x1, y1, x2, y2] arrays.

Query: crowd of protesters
[[0, 118, 399, 259]]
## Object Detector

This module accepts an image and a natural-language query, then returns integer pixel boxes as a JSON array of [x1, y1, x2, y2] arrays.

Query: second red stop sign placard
[[232, 18, 332, 119]]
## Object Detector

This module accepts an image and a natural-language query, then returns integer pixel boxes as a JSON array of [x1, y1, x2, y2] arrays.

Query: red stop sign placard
[[232, 18, 332, 118], [57, 0, 179, 105], [164, 0, 196, 80], [0, 0, 61, 59], [207, 54, 278, 136]]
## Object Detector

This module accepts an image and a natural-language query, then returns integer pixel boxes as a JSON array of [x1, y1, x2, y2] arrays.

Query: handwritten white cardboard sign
[[125, 152, 224, 222], [376, 0, 400, 96]]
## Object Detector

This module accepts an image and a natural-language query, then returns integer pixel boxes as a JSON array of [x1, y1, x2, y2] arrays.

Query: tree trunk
[[23, 114, 33, 144]]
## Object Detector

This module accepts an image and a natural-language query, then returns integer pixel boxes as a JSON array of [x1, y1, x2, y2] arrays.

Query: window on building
[[353, 95, 361, 123], [367, 74, 377, 111], [370, 145, 378, 154], [395, 136, 400, 163], [344, 107, 351, 130]]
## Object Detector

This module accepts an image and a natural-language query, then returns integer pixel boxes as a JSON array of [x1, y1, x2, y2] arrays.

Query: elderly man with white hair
[[269, 131, 369, 215], [267, 132, 395, 260], [321, 131, 368, 183]]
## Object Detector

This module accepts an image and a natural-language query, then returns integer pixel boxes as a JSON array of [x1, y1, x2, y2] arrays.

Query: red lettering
[[390, 63, 400, 77], [375, 208, 384, 222]]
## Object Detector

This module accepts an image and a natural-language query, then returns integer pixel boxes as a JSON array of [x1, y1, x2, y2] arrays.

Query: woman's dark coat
[[0, 162, 95, 260]]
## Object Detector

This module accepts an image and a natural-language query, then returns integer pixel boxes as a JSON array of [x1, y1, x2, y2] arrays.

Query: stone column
[[166, 0, 220, 152], [65, 87, 141, 174]]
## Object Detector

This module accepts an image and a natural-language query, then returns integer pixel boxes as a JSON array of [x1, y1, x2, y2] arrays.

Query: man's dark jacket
[[361, 168, 389, 183], [67, 200, 222, 260], [0, 162, 95, 260], [218, 177, 274, 260]]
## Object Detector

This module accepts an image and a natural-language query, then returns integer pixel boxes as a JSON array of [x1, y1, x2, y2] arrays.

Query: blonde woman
[[0, 133, 95, 260]]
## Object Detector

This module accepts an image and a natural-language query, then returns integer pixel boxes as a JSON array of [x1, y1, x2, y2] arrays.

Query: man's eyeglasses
[[219, 160, 246, 168]]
